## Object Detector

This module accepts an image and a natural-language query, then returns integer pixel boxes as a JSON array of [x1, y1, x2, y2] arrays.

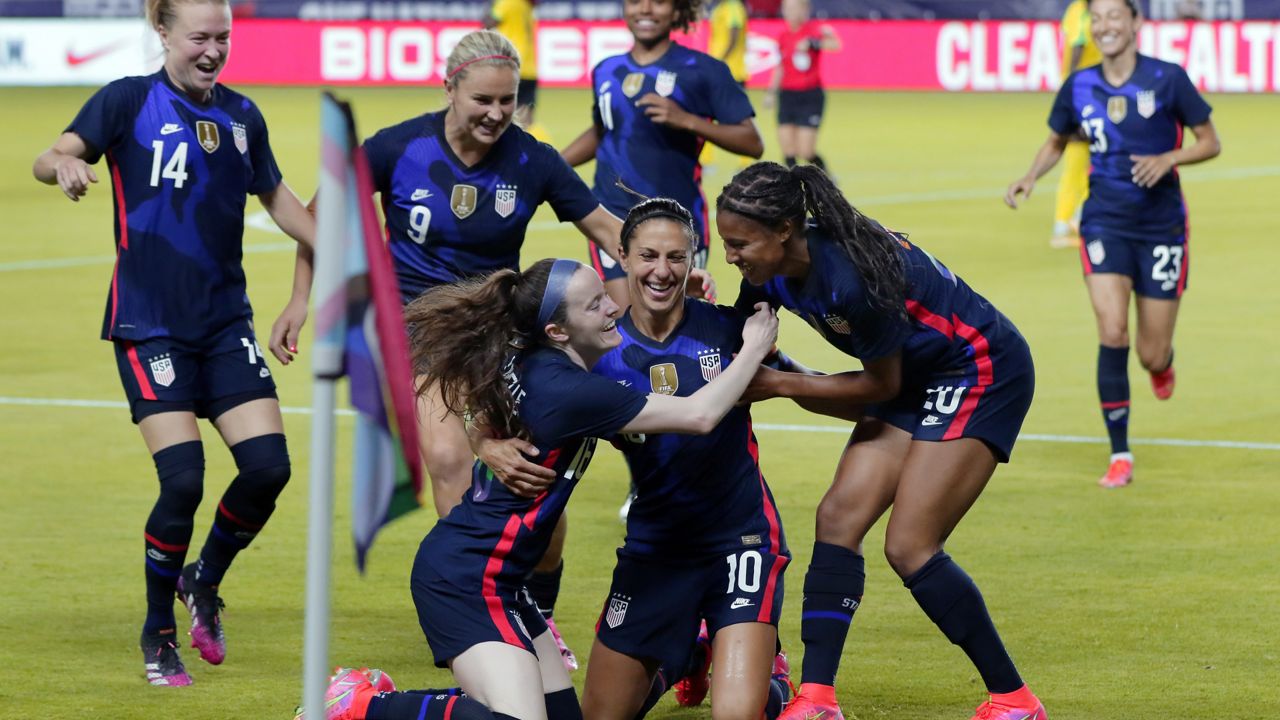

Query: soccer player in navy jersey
[[306, 259, 777, 720], [561, 0, 764, 308], [567, 199, 793, 720], [1005, 0, 1220, 488], [32, 0, 315, 687], [717, 163, 1045, 720], [270, 30, 678, 670]]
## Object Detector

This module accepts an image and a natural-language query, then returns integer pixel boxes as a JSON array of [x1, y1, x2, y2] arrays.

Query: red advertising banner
[[215, 19, 1280, 91], [4, 18, 1276, 91]]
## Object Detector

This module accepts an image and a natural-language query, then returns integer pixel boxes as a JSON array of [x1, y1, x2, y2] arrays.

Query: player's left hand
[[686, 268, 717, 302], [1129, 152, 1177, 188], [476, 436, 557, 497], [636, 94, 692, 131], [268, 296, 308, 365]]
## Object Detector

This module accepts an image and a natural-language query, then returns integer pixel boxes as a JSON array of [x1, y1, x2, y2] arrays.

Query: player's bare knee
[[883, 535, 937, 579], [1097, 322, 1129, 348], [1136, 342, 1171, 371], [814, 496, 862, 547]]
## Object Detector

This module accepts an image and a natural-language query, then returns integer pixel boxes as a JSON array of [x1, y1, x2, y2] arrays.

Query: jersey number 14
[[149, 140, 190, 189]]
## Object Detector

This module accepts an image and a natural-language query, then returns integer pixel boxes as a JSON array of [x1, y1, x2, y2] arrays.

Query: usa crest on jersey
[[231, 122, 248, 154], [698, 349, 722, 381], [1137, 90, 1156, 118], [824, 314, 852, 334], [196, 120, 220, 153], [149, 354, 176, 387], [494, 183, 517, 218], [655, 70, 677, 98], [605, 594, 630, 629]]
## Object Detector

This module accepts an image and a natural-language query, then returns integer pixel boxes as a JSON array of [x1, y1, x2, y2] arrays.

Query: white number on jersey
[[1083, 118, 1108, 153], [725, 549, 764, 594], [563, 438, 598, 481], [149, 140, 190, 189], [598, 91, 614, 131], [408, 205, 432, 244]]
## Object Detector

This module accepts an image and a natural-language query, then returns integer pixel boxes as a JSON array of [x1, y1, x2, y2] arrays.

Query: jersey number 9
[[408, 205, 432, 244]]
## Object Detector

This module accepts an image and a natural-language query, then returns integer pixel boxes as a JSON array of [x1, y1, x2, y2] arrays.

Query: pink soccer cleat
[[970, 687, 1047, 720], [177, 564, 226, 665], [1150, 365, 1175, 400], [545, 617, 578, 672], [777, 683, 845, 720], [674, 621, 712, 707], [1099, 456, 1134, 488], [292, 667, 390, 720], [772, 649, 797, 701], [141, 631, 193, 687]]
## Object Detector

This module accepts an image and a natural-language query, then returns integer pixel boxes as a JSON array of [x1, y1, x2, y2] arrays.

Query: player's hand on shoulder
[[477, 436, 557, 497], [1003, 175, 1035, 209], [55, 154, 98, 202], [740, 302, 779, 359], [1129, 152, 1176, 188], [686, 268, 717, 302], [636, 93, 691, 131], [268, 296, 308, 365]]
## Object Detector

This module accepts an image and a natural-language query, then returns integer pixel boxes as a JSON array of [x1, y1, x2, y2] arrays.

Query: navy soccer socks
[[192, 433, 290, 587], [798, 541, 865, 686], [1098, 345, 1131, 456], [144, 441, 204, 635], [905, 552, 1022, 694]]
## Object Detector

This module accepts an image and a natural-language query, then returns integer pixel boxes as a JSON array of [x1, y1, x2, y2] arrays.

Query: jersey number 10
[[149, 140, 190, 189]]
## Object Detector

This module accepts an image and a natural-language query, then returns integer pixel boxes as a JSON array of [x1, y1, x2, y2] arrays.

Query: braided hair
[[716, 162, 908, 319]]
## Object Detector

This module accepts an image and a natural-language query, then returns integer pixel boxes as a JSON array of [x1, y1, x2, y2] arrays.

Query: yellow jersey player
[[486, 0, 550, 140], [700, 0, 750, 168], [1051, 0, 1103, 247]]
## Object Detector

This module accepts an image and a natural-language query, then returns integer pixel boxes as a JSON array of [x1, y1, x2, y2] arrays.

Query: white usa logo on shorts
[[1087, 239, 1106, 266], [605, 594, 630, 628], [149, 355, 176, 387]]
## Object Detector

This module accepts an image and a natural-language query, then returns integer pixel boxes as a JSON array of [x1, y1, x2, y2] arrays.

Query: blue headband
[[537, 259, 580, 331]]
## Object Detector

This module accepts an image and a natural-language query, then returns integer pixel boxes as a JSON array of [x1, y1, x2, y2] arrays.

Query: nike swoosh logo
[[66, 40, 129, 67], [411, 189, 432, 200], [161, 124, 183, 135]]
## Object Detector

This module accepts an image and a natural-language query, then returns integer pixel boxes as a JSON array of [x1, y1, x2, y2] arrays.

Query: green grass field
[[1, 86, 1278, 719]]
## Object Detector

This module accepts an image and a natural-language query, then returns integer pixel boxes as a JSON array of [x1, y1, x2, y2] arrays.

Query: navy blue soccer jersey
[[422, 348, 646, 591], [66, 71, 282, 342], [736, 226, 1025, 392], [1049, 54, 1212, 241], [362, 111, 600, 301], [591, 44, 754, 245], [593, 299, 786, 558]]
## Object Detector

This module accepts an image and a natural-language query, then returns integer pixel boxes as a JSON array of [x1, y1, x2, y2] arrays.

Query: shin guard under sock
[[144, 441, 204, 634], [799, 541, 865, 686]]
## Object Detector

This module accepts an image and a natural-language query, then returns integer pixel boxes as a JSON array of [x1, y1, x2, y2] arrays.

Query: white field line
[[6, 164, 1279, 274], [2, 395, 1277, 452]]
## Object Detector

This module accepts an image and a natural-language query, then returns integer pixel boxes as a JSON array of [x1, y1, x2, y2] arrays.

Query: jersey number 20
[[149, 140, 189, 189]]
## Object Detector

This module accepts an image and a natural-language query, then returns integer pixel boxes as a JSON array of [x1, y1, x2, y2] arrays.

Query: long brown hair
[[404, 259, 564, 439]]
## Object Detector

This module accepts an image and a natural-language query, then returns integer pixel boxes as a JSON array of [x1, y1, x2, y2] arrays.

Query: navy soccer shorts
[[412, 555, 548, 668], [778, 88, 825, 128], [594, 546, 789, 675], [113, 318, 277, 424], [866, 326, 1035, 462], [1079, 233, 1190, 299]]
